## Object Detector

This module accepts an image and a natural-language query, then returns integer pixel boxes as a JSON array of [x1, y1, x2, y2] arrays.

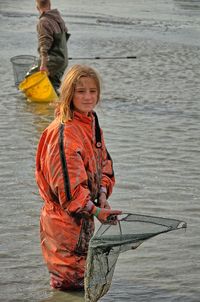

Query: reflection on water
[[24, 101, 55, 134], [40, 290, 84, 302], [24, 101, 55, 117]]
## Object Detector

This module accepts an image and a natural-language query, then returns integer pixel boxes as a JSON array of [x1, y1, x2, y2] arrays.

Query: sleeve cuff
[[85, 200, 95, 213], [99, 186, 107, 195]]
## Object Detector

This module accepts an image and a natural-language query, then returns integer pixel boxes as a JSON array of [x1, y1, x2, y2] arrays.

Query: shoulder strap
[[59, 123, 72, 201], [93, 112, 102, 148]]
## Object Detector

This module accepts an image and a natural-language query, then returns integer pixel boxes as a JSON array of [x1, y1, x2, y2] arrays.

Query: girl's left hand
[[98, 192, 110, 209]]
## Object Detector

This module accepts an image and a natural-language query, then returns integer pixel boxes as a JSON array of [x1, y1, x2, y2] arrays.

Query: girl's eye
[[75, 89, 97, 94]]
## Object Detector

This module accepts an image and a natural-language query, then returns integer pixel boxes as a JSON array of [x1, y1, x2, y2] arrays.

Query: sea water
[[0, 0, 200, 301]]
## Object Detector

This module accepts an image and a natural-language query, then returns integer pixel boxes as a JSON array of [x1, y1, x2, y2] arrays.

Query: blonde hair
[[36, 0, 50, 9], [57, 65, 101, 123]]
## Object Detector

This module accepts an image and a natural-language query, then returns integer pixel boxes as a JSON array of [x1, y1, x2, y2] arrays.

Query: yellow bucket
[[19, 71, 58, 103]]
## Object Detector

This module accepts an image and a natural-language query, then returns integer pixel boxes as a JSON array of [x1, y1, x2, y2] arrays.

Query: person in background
[[34, 0, 70, 91], [35, 64, 122, 290]]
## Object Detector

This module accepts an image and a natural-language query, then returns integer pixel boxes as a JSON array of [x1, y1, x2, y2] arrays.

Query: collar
[[39, 9, 51, 18], [73, 111, 94, 124]]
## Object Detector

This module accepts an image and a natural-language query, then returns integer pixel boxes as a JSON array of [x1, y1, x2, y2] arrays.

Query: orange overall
[[35, 111, 115, 289]]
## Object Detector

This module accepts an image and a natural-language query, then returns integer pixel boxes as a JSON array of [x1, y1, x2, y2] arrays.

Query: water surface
[[0, 0, 200, 301]]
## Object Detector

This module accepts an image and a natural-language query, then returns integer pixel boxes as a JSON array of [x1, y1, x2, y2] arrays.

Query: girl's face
[[73, 77, 98, 115]]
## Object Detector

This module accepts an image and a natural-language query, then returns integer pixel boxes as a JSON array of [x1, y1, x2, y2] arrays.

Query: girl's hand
[[91, 206, 122, 225], [98, 192, 110, 209]]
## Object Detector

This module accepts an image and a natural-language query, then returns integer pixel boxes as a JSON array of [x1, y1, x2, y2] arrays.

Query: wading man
[[35, 0, 70, 91]]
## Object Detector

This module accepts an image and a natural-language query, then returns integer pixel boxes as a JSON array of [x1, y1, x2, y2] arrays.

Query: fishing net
[[10, 55, 38, 87], [84, 213, 186, 302]]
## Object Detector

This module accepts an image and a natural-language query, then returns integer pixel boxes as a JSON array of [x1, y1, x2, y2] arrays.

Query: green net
[[84, 213, 186, 302]]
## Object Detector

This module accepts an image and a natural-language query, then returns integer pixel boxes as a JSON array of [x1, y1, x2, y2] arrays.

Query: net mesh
[[84, 213, 186, 302], [10, 55, 38, 87]]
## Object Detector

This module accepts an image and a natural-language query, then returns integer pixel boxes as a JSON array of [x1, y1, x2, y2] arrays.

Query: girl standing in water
[[35, 64, 121, 290]]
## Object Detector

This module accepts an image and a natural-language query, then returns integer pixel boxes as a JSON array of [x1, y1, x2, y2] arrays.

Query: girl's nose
[[85, 91, 92, 98]]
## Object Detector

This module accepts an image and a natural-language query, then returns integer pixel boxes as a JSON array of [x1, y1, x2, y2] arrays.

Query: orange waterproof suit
[[35, 111, 115, 289]]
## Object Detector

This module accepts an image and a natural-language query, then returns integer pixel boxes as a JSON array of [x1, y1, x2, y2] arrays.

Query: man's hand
[[40, 65, 49, 74], [40, 56, 49, 74]]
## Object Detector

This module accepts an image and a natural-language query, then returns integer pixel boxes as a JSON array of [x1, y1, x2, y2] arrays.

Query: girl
[[35, 64, 121, 290]]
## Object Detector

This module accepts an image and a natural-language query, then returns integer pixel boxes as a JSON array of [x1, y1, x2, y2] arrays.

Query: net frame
[[84, 213, 186, 302]]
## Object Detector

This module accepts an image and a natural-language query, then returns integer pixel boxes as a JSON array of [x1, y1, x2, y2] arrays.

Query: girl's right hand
[[92, 206, 122, 224]]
